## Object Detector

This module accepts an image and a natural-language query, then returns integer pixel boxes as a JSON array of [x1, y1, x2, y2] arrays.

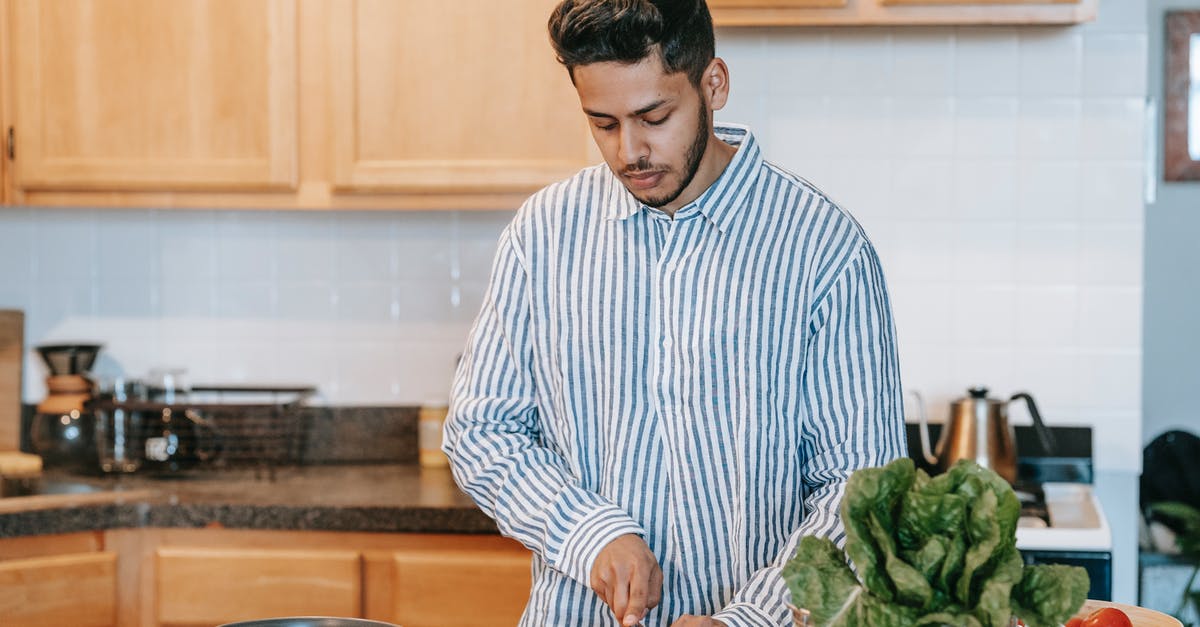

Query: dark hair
[[547, 0, 715, 86]]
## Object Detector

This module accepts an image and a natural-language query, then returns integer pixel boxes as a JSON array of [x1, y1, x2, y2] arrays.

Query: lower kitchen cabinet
[[102, 528, 532, 627], [363, 545, 532, 627], [0, 532, 116, 627], [155, 547, 361, 626]]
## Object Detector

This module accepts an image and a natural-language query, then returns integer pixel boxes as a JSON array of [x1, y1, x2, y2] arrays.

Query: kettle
[[914, 387, 1057, 484]]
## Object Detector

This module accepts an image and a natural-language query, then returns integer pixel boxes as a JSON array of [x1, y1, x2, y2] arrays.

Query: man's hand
[[590, 533, 663, 627], [670, 617, 727, 626]]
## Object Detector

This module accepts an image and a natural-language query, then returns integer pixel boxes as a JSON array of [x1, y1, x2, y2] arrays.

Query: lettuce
[[783, 458, 1089, 627]]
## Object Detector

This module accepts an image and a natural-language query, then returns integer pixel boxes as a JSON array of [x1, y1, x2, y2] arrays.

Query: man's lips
[[624, 171, 666, 190]]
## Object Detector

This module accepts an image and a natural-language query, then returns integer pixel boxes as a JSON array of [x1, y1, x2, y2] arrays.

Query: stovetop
[[1013, 482, 1112, 552]]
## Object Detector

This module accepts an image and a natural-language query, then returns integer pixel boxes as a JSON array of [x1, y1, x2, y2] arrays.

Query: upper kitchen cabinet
[[708, 0, 1098, 26], [1, 0, 592, 210], [326, 0, 595, 202], [5, 0, 298, 199]]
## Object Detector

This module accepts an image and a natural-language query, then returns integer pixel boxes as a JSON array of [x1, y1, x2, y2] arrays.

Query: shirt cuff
[[549, 491, 646, 587], [712, 601, 784, 627]]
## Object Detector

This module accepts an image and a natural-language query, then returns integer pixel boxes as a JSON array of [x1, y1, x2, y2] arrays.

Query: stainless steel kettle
[[914, 387, 1057, 483]]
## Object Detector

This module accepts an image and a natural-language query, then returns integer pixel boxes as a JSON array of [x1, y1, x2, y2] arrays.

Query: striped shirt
[[444, 124, 906, 626]]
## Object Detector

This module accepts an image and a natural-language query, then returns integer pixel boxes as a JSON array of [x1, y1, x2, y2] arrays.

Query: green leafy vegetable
[[1009, 564, 1090, 627], [783, 458, 1090, 627]]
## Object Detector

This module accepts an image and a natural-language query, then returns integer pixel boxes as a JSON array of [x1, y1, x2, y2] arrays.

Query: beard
[[626, 100, 710, 209]]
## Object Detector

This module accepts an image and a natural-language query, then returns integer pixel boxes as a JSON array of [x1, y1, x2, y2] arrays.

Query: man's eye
[[645, 116, 669, 126], [596, 122, 617, 131]]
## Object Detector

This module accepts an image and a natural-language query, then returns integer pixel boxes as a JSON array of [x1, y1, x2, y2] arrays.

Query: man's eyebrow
[[583, 99, 669, 119]]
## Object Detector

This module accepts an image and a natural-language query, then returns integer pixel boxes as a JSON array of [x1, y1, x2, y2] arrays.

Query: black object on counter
[[1141, 429, 1200, 511]]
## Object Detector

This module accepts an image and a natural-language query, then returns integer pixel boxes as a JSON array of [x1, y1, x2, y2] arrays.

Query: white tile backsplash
[[1082, 33, 1149, 97], [891, 98, 956, 158], [0, 6, 1146, 477], [1018, 29, 1084, 97], [954, 27, 1021, 96], [953, 98, 1020, 158], [1018, 98, 1084, 159]]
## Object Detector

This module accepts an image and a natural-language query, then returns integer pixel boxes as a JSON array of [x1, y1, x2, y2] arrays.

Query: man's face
[[572, 54, 711, 211]]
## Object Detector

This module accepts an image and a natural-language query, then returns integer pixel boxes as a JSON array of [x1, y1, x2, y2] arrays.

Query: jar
[[418, 403, 450, 469]]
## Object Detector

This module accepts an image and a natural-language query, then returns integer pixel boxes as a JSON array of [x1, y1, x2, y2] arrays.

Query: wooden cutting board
[[0, 310, 23, 451], [1074, 599, 1183, 626]]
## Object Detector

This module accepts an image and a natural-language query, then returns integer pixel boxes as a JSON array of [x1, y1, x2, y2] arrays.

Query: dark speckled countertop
[[0, 464, 499, 538]]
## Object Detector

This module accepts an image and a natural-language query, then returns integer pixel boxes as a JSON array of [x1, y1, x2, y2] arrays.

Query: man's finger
[[648, 564, 664, 609], [592, 572, 610, 605], [610, 565, 631, 623], [623, 572, 649, 626]]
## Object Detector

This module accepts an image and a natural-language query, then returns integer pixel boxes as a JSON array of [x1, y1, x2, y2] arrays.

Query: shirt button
[[662, 336, 673, 349]]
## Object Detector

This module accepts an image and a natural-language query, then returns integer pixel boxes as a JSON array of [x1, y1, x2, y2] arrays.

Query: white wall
[[0, 0, 1145, 475]]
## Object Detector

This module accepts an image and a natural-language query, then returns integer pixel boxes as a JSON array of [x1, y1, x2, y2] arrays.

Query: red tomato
[[1065, 618, 1083, 627], [1080, 607, 1133, 627]]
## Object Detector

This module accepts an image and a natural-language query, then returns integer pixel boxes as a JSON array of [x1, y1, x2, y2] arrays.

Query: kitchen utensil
[[139, 404, 222, 474], [915, 386, 1057, 484], [30, 343, 103, 470], [93, 377, 148, 473], [218, 618, 399, 627], [36, 343, 102, 376], [0, 310, 23, 450]]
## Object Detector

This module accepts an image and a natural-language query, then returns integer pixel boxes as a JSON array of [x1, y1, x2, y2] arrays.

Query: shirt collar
[[601, 124, 763, 234]]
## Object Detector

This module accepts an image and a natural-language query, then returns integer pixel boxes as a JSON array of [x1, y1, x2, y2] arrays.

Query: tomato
[[1080, 607, 1133, 627], [1065, 619, 1083, 627]]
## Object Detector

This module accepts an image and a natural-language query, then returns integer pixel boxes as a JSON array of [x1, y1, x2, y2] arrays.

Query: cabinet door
[[156, 547, 361, 626], [0, 552, 117, 627], [328, 0, 595, 195], [364, 543, 532, 627], [9, 0, 298, 193]]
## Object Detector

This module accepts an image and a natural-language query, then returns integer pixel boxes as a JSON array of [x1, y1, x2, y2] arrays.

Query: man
[[443, 1, 906, 625]]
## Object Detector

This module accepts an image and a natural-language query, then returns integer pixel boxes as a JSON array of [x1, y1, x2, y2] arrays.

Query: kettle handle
[[1009, 392, 1057, 455], [910, 390, 938, 466]]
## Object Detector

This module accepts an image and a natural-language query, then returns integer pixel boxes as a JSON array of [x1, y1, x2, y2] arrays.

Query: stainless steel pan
[[219, 618, 399, 627]]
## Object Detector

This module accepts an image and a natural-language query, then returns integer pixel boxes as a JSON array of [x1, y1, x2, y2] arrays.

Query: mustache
[[622, 158, 666, 176]]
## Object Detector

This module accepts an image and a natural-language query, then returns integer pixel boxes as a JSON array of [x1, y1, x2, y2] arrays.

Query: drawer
[[156, 546, 361, 625]]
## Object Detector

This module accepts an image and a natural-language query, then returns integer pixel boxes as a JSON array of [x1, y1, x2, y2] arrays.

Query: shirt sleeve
[[712, 242, 907, 627], [443, 224, 646, 589]]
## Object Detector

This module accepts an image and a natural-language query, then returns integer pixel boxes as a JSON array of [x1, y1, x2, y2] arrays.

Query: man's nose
[[618, 126, 647, 168]]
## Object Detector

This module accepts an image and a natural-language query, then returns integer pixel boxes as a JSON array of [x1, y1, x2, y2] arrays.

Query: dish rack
[[156, 384, 316, 471]]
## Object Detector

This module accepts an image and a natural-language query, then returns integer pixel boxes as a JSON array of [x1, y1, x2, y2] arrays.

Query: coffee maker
[[30, 343, 102, 470]]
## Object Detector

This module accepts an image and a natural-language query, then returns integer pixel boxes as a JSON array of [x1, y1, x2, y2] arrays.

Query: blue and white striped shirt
[[445, 125, 906, 626]]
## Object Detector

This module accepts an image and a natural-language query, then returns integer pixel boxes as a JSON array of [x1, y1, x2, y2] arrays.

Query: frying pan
[[218, 618, 399, 627]]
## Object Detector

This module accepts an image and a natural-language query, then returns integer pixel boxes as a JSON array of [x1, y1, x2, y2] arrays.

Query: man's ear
[[704, 58, 731, 111]]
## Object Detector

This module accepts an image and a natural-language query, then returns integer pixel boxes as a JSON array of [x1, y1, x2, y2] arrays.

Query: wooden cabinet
[[155, 547, 361, 626], [1, 0, 593, 210], [327, 0, 594, 196], [0, 532, 117, 627], [7, 0, 298, 194], [363, 544, 532, 627], [709, 0, 1098, 25], [103, 528, 532, 627]]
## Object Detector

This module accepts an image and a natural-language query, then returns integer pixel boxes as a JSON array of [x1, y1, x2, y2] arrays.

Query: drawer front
[[156, 547, 361, 625], [0, 551, 116, 627], [378, 546, 532, 627]]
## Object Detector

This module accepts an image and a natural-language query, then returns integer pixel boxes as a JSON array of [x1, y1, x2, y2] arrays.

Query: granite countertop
[[0, 464, 499, 538]]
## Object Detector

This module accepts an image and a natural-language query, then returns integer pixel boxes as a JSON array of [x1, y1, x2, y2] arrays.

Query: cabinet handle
[[6, 127, 12, 160]]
